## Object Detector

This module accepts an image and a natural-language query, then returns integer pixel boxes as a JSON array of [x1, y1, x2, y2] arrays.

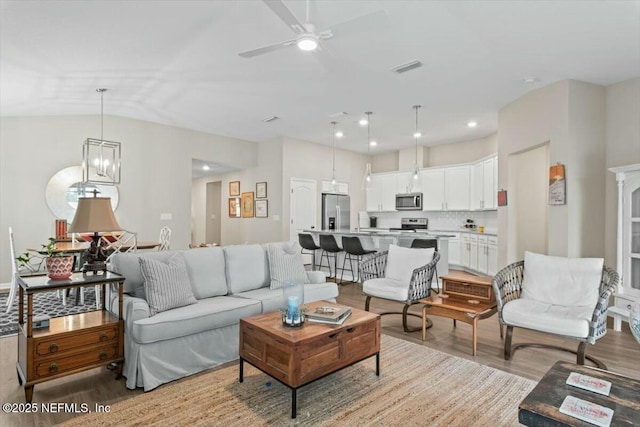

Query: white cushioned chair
[[493, 251, 619, 369], [361, 245, 440, 332]]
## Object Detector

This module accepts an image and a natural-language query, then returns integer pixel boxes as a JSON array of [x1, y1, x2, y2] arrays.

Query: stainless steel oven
[[395, 193, 423, 210]]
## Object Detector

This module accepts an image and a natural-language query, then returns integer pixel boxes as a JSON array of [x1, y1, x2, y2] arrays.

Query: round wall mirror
[[46, 166, 119, 222]]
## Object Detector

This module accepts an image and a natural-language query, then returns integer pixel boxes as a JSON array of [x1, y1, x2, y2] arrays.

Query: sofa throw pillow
[[385, 244, 435, 283], [139, 253, 197, 316], [521, 251, 604, 307], [267, 242, 310, 290]]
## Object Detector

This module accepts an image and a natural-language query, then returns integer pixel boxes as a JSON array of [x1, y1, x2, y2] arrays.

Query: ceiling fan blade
[[262, 0, 306, 34], [238, 39, 296, 58], [322, 9, 389, 39]]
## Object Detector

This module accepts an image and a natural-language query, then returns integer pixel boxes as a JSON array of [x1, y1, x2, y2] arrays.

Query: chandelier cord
[[331, 121, 337, 181]]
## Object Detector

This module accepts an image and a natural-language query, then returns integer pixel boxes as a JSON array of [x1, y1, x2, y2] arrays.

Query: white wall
[[0, 115, 258, 282], [428, 134, 497, 167], [605, 78, 640, 265], [372, 151, 398, 173]]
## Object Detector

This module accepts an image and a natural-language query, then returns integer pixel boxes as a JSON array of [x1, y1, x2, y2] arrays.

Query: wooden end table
[[239, 301, 381, 418], [519, 361, 640, 426], [16, 271, 125, 403]]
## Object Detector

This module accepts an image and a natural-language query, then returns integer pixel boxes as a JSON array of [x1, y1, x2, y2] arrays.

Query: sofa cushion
[[385, 245, 435, 283], [180, 247, 228, 298], [302, 282, 339, 303], [223, 244, 270, 293], [110, 251, 175, 299], [131, 296, 261, 344], [139, 254, 197, 316], [521, 251, 603, 307], [267, 242, 310, 290], [502, 298, 593, 339], [363, 277, 410, 302], [234, 281, 339, 313]]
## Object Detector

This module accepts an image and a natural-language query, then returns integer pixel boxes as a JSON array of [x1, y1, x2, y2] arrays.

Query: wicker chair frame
[[492, 261, 619, 369], [360, 250, 440, 333]]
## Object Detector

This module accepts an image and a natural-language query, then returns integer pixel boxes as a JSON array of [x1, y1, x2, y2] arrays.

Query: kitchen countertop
[[359, 228, 498, 237], [302, 229, 454, 238]]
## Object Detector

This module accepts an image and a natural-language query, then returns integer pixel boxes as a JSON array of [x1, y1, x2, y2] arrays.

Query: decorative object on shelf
[[241, 192, 255, 218], [255, 199, 268, 218], [256, 182, 267, 198], [362, 111, 373, 189], [498, 189, 508, 207], [46, 166, 120, 223], [68, 191, 122, 274], [229, 181, 240, 196], [629, 300, 640, 345], [228, 197, 240, 218], [41, 238, 74, 280], [82, 88, 121, 185], [408, 105, 422, 192], [55, 219, 68, 241], [281, 280, 305, 327], [548, 163, 566, 205]]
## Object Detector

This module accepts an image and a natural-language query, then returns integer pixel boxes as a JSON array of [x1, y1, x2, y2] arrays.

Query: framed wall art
[[241, 192, 255, 218], [229, 181, 240, 197], [256, 182, 267, 198], [255, 200, 268, 218], [497, 190, 508, 207], [228, 197, 240, 218], [548, 163, 566, 205]]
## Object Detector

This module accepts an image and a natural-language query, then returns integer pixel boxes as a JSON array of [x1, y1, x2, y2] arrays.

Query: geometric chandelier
[[82, 88, 121, 185]]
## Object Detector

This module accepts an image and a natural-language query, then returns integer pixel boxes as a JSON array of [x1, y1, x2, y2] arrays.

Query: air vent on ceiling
[[391, 60, 423, 74], [262, 116, 279, 123]]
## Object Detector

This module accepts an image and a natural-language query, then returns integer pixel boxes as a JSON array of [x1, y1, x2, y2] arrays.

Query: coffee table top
[[419, 294, 496, 314], [519, 361, 640, 427], [240, 301, 379, 343]]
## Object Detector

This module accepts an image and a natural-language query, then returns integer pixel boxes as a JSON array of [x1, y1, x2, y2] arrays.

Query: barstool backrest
[[341, 236, 368, 256], [319, 234, 341, 253], [298, 233, 320, 250], [411, 238, 438, 251]]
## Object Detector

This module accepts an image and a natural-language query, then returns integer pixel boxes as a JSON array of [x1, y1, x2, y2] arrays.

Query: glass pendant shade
[[363, 163, 373, 190], [362, 111, 373, 190]]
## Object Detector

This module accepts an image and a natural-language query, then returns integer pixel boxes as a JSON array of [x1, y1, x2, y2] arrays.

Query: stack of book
[[306, 305, 352, 325]]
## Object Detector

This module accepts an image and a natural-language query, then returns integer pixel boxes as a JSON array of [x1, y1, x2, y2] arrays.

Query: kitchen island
[[301, 229, 450, 279]]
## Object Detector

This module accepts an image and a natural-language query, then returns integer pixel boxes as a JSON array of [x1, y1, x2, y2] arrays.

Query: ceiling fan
[[238, 0, 388, 58]]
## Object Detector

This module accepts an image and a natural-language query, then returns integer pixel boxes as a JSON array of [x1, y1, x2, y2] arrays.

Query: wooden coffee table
[[419, 294, 498, 356], [519, 361, 640, 426], [239, 301, 381, 418]]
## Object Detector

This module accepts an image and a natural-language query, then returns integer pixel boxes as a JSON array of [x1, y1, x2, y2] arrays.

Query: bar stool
[[411, 238, 439, 291], [298, 233, 320, 270], [340, 236, 376, 284], [318, 234, 344, 280]]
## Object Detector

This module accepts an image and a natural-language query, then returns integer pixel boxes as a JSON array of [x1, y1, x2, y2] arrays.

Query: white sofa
[[108, 241, 338, 391]]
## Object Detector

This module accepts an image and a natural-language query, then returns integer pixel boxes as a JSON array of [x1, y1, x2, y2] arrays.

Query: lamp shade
[[68, 197, 121, 233]]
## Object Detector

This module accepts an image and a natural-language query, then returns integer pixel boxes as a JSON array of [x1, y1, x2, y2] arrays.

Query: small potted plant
[[41, 238, 74, 280]]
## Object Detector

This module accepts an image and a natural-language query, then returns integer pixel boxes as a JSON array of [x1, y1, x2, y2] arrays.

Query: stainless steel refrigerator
[[322, 193, 350, 231]]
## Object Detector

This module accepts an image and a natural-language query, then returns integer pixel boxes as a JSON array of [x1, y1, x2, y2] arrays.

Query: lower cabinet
[[456, 233, 497, 276], [477, 236, 498, 276], [448, 234, 461, 266]]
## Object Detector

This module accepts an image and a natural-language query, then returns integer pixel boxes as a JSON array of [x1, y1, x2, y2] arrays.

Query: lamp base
[[82, 261, 107, 275]]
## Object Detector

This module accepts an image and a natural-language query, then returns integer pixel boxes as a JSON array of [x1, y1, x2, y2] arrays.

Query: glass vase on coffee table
[[281, 280, 305, 327]]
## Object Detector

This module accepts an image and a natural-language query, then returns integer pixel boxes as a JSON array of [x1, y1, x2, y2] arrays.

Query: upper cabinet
[[421, 168, 445, 210], [421, 165, 470, 211], [471, 155, 498, 210], [366, 173, 397, 212]]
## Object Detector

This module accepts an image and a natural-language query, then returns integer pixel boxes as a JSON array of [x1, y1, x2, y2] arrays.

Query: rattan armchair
[[361, 249, 440, 332], [493, 260, 619, 369]]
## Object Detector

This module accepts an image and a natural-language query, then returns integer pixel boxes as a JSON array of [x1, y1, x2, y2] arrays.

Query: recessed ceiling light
[[202, 165, 210, 171], [359, 119, 368, 126], [335, 131, 344, 138], [467, 121, 478, 128], [522, 77, 540, 84], [369, 140, 377, 147], [413, 132, 421, 138]]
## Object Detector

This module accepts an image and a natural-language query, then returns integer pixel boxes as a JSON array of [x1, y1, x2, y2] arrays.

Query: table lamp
[[68, 193, 121, 274]]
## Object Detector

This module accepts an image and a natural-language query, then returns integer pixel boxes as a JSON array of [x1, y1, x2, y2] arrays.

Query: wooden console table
[[519, 361, 640, 426], [16, 272, 125, 403]]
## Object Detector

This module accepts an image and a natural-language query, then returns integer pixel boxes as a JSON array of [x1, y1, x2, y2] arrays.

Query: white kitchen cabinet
[[321, 180, 348, 194], [447, 233, 461, 266], [471, 156, 497, 210], [366, 173, 397, 212], [396, 171, 414, 194], [477, 235, 498, 275], [469, 234, 479, 271], [421, 166, 470, 211], [461, 234, 471, 268]]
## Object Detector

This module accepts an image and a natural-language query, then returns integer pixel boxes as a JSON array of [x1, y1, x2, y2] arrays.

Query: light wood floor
[[1, 281, 639, 427]]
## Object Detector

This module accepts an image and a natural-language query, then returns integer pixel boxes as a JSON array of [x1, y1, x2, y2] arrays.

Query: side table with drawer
[[16, 272, 125, 403]]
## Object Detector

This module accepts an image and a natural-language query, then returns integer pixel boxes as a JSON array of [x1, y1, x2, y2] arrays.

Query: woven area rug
[[0, 288, 97, 336], [59, 335, 536, 427]]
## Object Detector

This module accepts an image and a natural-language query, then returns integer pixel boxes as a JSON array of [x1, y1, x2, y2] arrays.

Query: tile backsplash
[[364, 210, 498, 234]]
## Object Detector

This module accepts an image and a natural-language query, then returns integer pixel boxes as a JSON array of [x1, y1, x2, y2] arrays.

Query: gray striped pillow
[[268, 242, 311, 290], [139, 253, 197, 316]]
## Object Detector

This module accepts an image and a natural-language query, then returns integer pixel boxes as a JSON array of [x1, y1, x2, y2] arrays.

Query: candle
[[287, 296, 299, 314]]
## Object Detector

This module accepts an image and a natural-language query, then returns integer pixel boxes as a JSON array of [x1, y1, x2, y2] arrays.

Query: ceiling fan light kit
[[297, 33, 318, 51]]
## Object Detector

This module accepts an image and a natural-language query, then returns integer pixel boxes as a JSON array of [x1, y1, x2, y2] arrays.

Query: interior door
[[290, 178, 317, 244]]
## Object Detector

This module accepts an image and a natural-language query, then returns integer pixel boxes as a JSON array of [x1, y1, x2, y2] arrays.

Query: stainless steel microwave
[[395, 193, 423, 210]]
